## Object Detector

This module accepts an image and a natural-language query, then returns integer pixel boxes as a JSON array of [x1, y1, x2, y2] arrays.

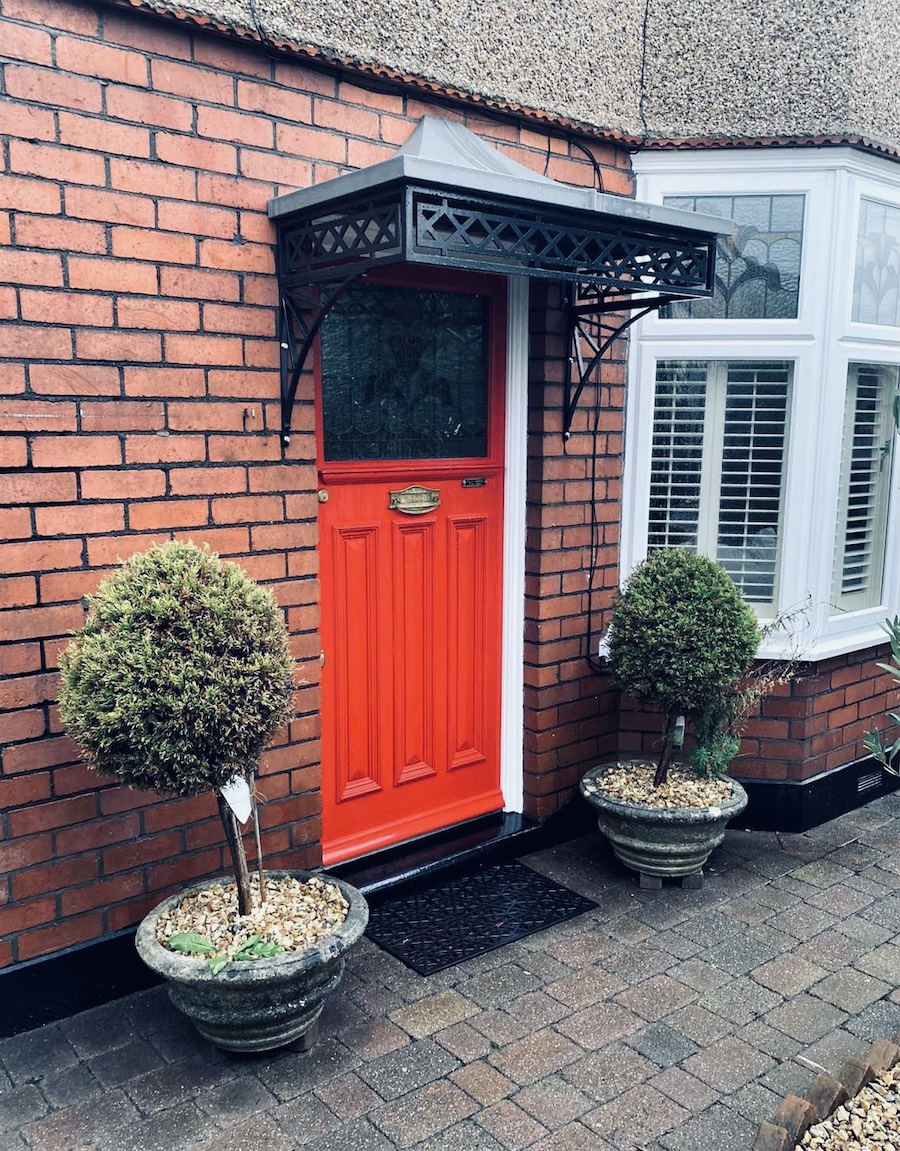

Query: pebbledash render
[[1, 0, 900, 994]]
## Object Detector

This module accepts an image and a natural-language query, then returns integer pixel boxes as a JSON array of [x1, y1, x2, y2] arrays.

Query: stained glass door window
[[320, 283, 489, 462]]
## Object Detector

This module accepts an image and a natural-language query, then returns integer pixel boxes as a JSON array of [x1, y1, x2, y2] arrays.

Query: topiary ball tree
[[608, 548, 761, 787], [59, 541, 295, 914]]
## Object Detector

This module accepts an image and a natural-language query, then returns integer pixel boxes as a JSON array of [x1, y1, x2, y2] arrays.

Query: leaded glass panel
[[320, 284, 489, 462], [662, 194, 804, 319], [852, 198, 900, 327]]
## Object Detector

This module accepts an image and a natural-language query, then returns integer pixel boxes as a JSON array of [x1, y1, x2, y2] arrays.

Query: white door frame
[[499, 275, 528, 813]]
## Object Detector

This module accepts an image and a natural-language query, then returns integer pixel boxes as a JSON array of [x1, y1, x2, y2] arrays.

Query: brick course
[[522, 285, 623, 819]]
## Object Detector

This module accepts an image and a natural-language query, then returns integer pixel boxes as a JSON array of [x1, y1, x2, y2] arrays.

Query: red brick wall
[[0, 0, 632, 964], [522, 284, 627, 818]]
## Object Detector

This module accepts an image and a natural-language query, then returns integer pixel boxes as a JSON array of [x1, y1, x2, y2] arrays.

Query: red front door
[[317, 272, 506, 865]]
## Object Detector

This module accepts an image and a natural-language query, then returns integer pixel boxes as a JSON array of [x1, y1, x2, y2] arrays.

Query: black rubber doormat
[[365, 859, 597, 975]]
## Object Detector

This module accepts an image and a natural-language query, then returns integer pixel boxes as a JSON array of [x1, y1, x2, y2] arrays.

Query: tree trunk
[[217, 791, 252, 915], [654, 714, 675, 788]]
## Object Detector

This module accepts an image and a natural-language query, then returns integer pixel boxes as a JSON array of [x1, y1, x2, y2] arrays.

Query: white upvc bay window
[[627, 149, 900, 658]]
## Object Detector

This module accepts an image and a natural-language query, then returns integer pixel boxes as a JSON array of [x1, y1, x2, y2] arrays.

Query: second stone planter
[[580, 763, 748, 888]]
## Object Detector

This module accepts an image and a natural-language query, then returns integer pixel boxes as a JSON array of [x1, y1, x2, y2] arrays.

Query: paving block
[[865, 1036, 899, 1073], [805, 1071, 848, 1121], [450, 1060, 516, 1106], [837, 1054, 873, 1098], [752, 1120, 791, 1151], [370, 1078, 477, 1148], [356, 1038, 459, 1101], [390, 991, 479, 1040], [0, 1085, 49, 1134], [771, 1094, 817, 1145]]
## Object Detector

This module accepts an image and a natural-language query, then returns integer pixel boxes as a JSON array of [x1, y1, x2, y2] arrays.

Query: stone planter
[[579, 763, 748, 888], [135, 870, 368, 1053]]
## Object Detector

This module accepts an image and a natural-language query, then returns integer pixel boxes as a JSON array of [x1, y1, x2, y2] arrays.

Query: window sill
[[760, 620, 890, 664]]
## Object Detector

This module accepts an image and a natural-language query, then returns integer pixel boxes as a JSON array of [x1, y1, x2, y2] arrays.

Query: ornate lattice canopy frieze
[[268, 117, 730, 446]]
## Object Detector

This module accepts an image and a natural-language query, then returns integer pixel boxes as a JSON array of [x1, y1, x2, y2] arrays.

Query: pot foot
[[289, 1015, 322, 1053], [638, 870, 704, 890]]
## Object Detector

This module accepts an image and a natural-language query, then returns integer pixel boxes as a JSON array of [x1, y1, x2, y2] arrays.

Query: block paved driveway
[[3, 792, 900, 1151]]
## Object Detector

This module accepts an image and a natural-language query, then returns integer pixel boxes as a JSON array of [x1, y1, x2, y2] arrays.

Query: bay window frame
[[822, 345, 900, 649], [646, 358, 796, 609], [627, 149, 900, 660], [831, 361, 898, 614]]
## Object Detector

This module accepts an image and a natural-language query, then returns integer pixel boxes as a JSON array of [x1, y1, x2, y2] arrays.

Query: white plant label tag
[[220, 776, 252, 824]]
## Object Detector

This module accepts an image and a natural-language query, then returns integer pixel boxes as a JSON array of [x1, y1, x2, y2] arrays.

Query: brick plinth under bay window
[[617, 643, 898, 785]]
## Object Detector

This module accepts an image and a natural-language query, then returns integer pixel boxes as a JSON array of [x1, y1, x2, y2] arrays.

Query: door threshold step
[[328, 796, 595, 898], [328, 812, 536, 897]]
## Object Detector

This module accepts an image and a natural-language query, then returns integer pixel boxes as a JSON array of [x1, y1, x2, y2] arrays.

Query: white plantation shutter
[[833, 364, 898, 611], [648, 363, 707, 551], [649, 360, 791, 608], [716, 364, 790, 602]]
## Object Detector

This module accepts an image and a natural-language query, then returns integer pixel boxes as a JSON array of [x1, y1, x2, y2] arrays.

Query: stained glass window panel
[[662, 194, 804, 320], [320, 284, 489, 462], [852, 199, 900, 327]]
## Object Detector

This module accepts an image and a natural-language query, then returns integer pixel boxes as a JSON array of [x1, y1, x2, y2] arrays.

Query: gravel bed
[[584, 762, 734, 809], [155, 874, 349, 961]]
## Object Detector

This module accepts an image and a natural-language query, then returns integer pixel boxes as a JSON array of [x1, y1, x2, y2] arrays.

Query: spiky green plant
[[59, 541, 294, 913], [864, 616, 900, 775], [608, 548, 761, 786]]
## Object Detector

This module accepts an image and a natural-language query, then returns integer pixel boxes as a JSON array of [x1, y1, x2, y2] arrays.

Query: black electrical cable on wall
[[584, 346, 607, 676]]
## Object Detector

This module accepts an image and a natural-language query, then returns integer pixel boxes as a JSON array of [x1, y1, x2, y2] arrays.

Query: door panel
[[447, 514, 488, 771], [330, 524, 382, 804], [318, 273, 506, 865], [393, 518, 437, 785]]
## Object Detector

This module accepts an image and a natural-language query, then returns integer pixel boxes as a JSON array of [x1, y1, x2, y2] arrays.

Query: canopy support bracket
[[563, 287, 676, 439], [278, 274, 361, 452]]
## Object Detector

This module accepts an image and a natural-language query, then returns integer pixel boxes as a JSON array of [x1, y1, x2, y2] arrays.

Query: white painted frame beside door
[[499, 275, 528, 814]]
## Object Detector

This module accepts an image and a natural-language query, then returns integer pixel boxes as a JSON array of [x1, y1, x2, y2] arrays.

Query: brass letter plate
[[389, 485, 440, 515]]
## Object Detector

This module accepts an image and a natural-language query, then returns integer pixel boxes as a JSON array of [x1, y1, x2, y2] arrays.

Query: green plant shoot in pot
[[59, 541, 294, 916], [608, 548, 762, 786], [864, 615, 900, 774]]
